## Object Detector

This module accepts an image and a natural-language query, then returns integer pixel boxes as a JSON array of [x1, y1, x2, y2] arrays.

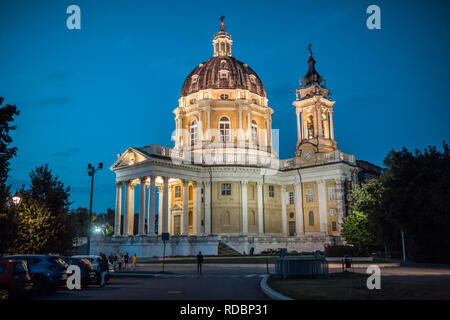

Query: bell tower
[[293, 45, 337, 157]]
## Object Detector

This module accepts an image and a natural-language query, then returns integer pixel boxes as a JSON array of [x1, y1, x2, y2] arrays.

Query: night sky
[[1, 0, 449, 213]]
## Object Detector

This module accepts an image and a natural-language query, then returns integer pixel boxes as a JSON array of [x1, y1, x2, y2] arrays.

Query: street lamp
[[87, 162, 103, 255], [11, 192, 22, 206], [95, 226, 102, 233]]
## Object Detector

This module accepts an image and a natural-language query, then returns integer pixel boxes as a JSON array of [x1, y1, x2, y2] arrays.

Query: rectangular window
[[289, 192, 294, 204], [332, 221, 337, 232], [307, 189, 314, 202], [175, 186, 181, 198], [328, 186, 336, 201], [221, 183, 231, 196], [269, 185, 275, 198]]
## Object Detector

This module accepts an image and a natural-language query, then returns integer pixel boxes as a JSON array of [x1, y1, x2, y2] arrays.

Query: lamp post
[[11, 192, 22, 206], [87, 162, 103, 255]]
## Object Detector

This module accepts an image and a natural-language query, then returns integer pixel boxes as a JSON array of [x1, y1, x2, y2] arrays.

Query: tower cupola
[[213, 16, 232, 57]]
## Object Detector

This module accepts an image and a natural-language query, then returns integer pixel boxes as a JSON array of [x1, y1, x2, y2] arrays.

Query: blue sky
[[1, 0, 449, 213]]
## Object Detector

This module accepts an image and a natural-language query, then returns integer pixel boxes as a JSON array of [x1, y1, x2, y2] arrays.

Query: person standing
[[118, 253, 123, 270], [99, 254, 109, 287], [197, 251, 204, 274], [124, 252, 129, 270], [132, 253, 137, 270]]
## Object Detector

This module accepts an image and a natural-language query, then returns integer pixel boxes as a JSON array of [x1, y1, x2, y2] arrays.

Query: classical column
[[329, 111, 335, 140], [158, 187, 163, 235], [168, 183, 172, 234], [247, 109, 251, 140], [257, 181, 264, 234], [161, 176, 169, 234], [241, 180, 248, 235], [296, 110, 301, 144], [123, 181, 130, 236], [147, 176, 156, 235], [204, 180, 211, 234], [294, 182, 304, 235], [335, 178, 345, 234], [198, 110, 203, 142], [138, 177, 146, 236], [267, 115, 272, 150], [206, 107, 211, 140], [317, 180, 328, 234], [194, 181, 202, 235], [238, 108, 243, 142], [114, 182, 122, 236], [281, 185, 287, 235], [128, 183, 135, 236], [182, 180, 189, 235], [316, 105, 323, 138]]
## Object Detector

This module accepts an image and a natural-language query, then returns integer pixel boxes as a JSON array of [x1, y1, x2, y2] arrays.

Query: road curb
[[260, 275, 293, 300]]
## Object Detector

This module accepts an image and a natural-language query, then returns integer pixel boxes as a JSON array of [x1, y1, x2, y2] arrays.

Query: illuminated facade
[[93, 21, 359, 256]]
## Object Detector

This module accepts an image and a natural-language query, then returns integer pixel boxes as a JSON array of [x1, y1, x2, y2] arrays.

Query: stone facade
[[93, 21, 359, 257]]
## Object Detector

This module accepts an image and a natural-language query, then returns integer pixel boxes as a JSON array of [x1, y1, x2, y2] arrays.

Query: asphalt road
[[38, 265, 271, 300]]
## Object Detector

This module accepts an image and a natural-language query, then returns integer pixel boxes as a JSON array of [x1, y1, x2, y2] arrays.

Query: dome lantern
[[213, 15, 232, 57]]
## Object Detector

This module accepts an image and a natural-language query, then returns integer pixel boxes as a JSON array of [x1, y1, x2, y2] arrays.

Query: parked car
[[71, 255, 114, 283], [0, 258, 34, 300], [61, 257, 97, 287], [4, 255, 68, 293]]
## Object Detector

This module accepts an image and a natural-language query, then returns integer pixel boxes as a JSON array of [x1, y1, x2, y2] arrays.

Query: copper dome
[[180, 56, 266, 98]]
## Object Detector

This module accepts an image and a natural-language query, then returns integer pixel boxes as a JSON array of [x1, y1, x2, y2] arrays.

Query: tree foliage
[[13, 165, 76, 254], [342, 210, 374, 246], [0, 98, 20, 253], [348, 142, 450, 263]]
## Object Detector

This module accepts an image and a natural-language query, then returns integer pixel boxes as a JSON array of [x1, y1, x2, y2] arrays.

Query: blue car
[[4, 255, 68, 293]]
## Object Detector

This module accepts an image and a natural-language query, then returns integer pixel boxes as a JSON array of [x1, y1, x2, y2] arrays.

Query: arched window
[[308, 211, 315, 226], [251, 119, 258, 144], [219, 116, 230, 142], [190, 120, 198, 146]]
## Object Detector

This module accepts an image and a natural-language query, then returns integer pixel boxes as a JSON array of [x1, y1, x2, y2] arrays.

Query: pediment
[[110, 147, 150, 169]]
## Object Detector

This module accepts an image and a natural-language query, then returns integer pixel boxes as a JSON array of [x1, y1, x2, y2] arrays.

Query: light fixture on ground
[[87, 162, 103, 254]]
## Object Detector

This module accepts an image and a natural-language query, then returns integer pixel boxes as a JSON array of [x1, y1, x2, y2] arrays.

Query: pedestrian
[[197, 251, 203, 274], [98, 254, 109, 287], [124, 252, 129, 270], [113, 255, 118, 271], [119, 253, 124, 270], [132, 253, 137, 270], [250, 247, 254, 256]]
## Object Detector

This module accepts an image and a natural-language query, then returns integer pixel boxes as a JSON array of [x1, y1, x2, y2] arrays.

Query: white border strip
[[260, 274, 294, 300]]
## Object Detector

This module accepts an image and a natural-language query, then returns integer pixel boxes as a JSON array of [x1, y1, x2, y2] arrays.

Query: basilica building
[[92, 20, 362, 257]]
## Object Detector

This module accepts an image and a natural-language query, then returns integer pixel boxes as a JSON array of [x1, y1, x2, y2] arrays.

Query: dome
[[180, 56, 267, 98]]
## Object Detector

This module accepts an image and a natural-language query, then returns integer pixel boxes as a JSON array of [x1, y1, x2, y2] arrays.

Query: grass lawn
[[267, 272, 450, 300]]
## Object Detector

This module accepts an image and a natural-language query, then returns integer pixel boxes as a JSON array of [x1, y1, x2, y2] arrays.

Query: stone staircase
[[218, 241, 242, 256]]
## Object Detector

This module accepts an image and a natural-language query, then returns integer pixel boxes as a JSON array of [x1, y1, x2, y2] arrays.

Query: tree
[[379, 142, 450, 263], [342, 210, 374, 246], [13, 198, 59, 254], [0, 97, 20, 253], [16, 165, 76, 254]]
